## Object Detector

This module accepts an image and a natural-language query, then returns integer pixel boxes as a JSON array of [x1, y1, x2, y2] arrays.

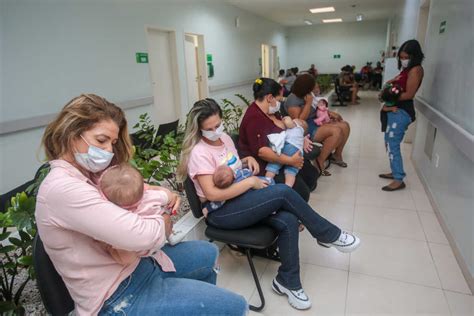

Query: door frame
[[183, 32, 209, 106], [144, 25, 182, 122]]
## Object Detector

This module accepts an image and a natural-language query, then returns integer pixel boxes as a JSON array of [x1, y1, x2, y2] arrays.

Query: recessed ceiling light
[[304, 19, 313, 25], [323, 18, 343, 23], [356, 14, 364, 21], [309, 6, 335, 14]]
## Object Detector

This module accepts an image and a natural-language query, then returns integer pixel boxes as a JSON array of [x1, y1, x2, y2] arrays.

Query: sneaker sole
[[317, 239, 361, 253], [272, 280, 311, 310]]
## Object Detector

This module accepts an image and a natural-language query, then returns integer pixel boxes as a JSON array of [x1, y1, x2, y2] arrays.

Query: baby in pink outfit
[[100, 164, 181, 264], [314, 98, 331, 126]]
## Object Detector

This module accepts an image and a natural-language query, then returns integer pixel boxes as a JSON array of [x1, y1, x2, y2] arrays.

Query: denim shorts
[[266, 142, 301, 176], [306, 118, 319, 139]]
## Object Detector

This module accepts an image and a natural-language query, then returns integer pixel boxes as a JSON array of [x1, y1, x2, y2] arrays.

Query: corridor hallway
[[217, 91, 473, 315]]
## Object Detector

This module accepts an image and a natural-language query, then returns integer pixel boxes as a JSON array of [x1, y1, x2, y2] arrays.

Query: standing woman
[[379, 40, 424, 191]]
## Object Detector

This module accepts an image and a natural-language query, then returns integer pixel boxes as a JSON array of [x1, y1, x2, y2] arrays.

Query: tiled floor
[[216, 91, 473, 315]]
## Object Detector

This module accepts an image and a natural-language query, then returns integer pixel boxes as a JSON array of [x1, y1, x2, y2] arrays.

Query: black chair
[[33, 234, 75, 315], [130, 119, 179, 149], [333, 79, 351, 107], [183, 177, 278, 312]]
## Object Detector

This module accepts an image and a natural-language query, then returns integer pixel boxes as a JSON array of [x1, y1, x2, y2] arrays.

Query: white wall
[[390, 0, 421, 48], [0, 0, 287, 193], [412, 0, 474, 280], [286, 20, 388, 74]]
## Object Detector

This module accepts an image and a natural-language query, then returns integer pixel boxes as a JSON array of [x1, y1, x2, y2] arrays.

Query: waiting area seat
[[33, 234, 75, 315], [183, 177, 279, 312]]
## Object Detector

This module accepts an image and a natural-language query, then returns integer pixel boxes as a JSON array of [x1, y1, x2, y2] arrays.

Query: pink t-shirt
[[188, 133, 241, 198]]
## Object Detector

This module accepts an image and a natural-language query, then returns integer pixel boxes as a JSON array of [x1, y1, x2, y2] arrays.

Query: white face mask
[[74, 135, 114, 173], [401, 59, 410, 68], [201, 123, 224, 141], [268, 100, 281, 115]]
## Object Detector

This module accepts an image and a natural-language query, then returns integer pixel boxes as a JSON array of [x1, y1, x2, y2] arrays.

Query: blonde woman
[[36, 94, 247, 315], [178, 98, 360, 311]]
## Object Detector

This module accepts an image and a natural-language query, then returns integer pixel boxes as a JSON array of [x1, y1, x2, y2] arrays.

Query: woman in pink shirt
[[35, 94, 247, 315], [178, 97, 361, 311]]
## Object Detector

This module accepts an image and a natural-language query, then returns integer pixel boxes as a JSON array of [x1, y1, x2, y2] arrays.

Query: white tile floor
[[216, 91, 473, 315]]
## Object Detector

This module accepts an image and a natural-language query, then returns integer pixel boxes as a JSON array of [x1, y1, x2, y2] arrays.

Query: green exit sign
[[333, 54, 341, 59], [439, 21, 446, 34], [136, 52, 148, 63]]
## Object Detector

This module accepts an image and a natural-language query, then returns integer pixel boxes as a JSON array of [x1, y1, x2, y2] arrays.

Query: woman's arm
[[399, 66, 423, 101], [258, 146, 304, 168], [196, 174, 264, 201], [328, 110, 343, 121], [287, 94, 312, 120], [46, 182, 167, 252]]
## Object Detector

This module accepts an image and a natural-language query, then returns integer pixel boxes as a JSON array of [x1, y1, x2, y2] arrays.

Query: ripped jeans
[[99, 241, 248, 315], [385, 110, 412, 181]]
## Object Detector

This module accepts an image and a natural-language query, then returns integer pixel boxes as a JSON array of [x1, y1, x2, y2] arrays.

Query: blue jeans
[[385, 110, 412, 181], [206, 184, 341, 290], [266, 143, 301, 176], [99, 241, 247, 315], [306, 118, 319, 139]]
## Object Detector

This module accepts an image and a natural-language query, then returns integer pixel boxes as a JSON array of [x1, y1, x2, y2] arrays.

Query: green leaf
[[4, 263, 16, 272], [18, 230, 31, 243], [0, 232, 11, 241], [17, 256, 33, 266], [0, 246, 15, 253], [0, 301, 17, 313], [7, 238, 23, 248]]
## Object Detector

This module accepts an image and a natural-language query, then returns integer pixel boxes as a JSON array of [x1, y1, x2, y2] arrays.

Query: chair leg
[[246, 249, 265, 312]]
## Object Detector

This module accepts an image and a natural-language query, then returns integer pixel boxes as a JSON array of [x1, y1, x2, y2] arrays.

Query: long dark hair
[[252, 78, 281, 100], [397, 39, 424, 70], [291, 74, 316, 98]]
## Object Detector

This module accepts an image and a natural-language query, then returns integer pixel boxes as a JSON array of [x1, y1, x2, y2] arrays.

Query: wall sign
[[207, 54, 214, 78], [439, 21, 446, 34], [333, 54, 341, 59], [136, 52, 148, 63]]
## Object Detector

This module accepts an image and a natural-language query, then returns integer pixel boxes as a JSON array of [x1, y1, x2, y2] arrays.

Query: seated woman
[[36, 94, 247, 315], [339, 66, 359, 105], [284, 75, 351, 175], [239, 78, 317, 201], [177, 98, 360, 311]]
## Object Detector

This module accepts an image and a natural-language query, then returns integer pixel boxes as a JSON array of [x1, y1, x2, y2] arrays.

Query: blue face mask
[[74, 135, 114, 173]]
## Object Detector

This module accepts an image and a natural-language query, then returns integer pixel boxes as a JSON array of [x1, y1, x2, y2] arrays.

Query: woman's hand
[[162, 214, 173, 239], [382, 105, 398, 112], [147, 185, 180, 215], [250, 177, 269, 190], [242, 156, 260, 175], [166, 191, 181, 215], [303, 135, 313, 153], [329, 111, 343, 122], [288, 151, 304, 169]]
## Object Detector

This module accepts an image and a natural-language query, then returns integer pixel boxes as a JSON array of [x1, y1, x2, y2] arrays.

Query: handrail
[[414, 96, 474, 162], [0, 96, 154, 136]]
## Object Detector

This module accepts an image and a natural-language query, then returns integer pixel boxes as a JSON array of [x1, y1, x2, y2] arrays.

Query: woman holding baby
[[285, 74, 351, 176], [35, 94, 247, 315], [180, 81, 360, 310]]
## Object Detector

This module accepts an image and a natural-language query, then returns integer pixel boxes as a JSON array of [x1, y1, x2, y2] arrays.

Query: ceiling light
[[323, 18, 343, 23], [309, 6, 335, 14], [304, 19, 313, 25], [356, 14, 364, 21]]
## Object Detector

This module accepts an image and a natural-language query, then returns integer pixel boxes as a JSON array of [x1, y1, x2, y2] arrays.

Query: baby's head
[[100, 164, 144, 207], [213, 165, 235, 189], [380, 83, 403, 105], [317, 98, 329, 110], [282, 116, 295, 129]]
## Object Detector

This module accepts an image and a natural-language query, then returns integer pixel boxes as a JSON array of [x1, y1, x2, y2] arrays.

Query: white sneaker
[[272, 278, 311, 310], [167, 229, 186, 246], [318, 231, 360, 253]]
